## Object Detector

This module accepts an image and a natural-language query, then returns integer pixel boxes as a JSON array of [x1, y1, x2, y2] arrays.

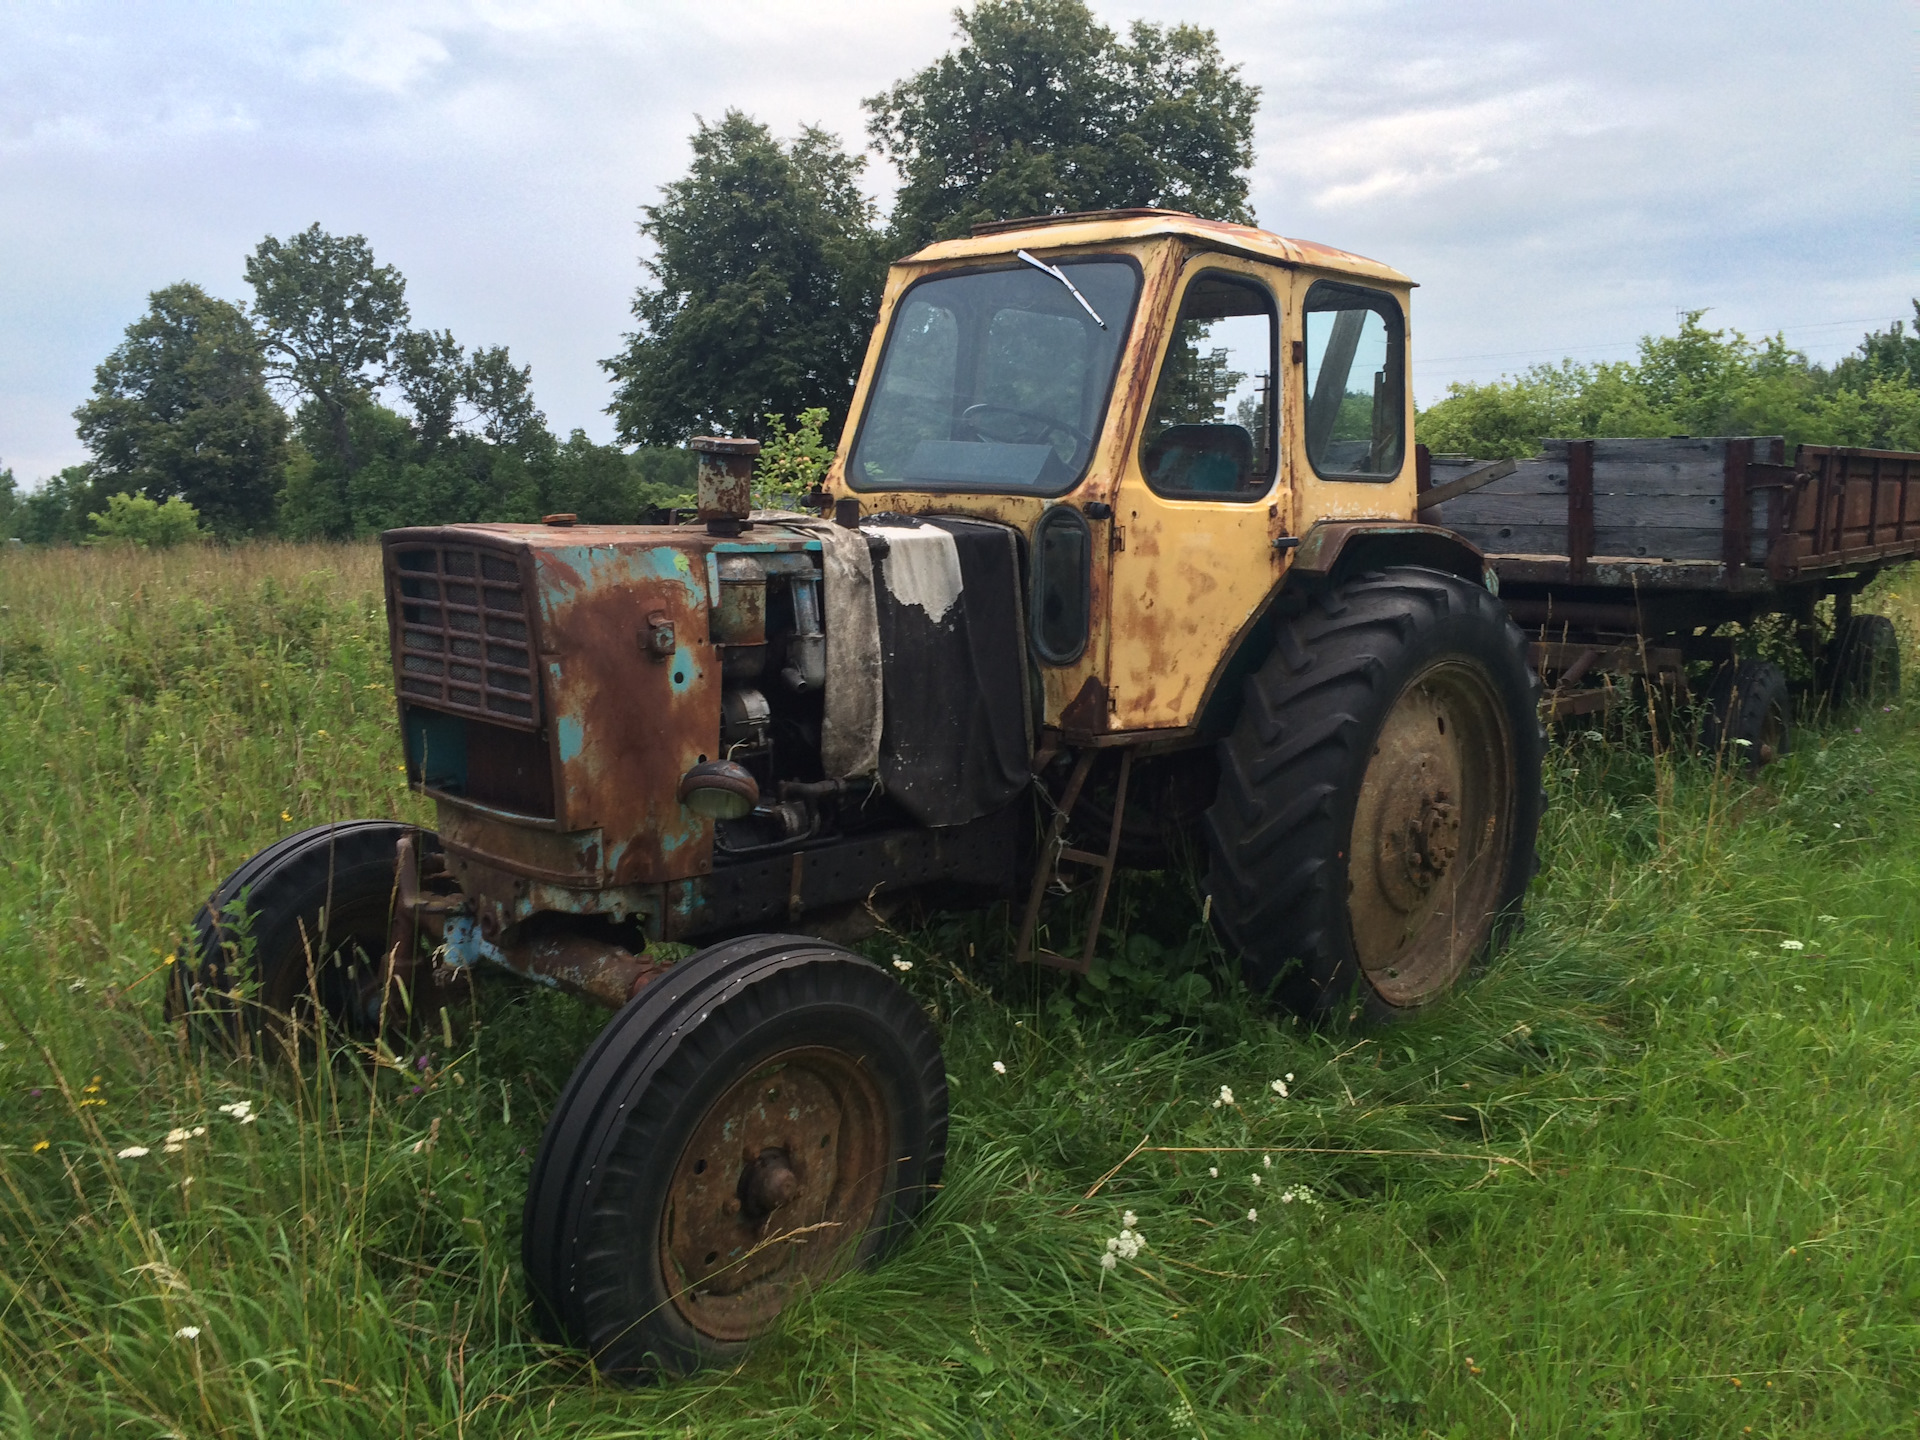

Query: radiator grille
[[390, 543, 539, 727]]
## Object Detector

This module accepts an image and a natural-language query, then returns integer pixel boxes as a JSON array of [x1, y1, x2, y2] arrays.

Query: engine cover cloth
[[757, 514, 885, 780], [868, 516, 1030, 827]]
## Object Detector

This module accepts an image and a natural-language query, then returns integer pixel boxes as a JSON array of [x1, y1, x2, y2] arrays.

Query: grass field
[[1, 542, 1916, 1438]]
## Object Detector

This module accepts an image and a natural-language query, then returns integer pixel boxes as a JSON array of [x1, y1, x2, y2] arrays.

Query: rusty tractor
[[174, 209, 1549, 1378]]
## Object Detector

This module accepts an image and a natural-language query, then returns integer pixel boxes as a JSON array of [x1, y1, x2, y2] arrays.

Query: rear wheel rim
[[1347, 658, 1516, 1007], [658, 1045, 891, 1342]]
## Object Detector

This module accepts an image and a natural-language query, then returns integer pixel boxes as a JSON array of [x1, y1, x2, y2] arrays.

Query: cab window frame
[[1137, 268, 1281, 505], [843, 251, 1146, 498], [1300, 280, 1407, 485]]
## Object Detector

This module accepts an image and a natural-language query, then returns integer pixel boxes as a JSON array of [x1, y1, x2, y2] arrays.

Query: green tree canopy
[[70, 283, 288, 537], [604, 111, 885, 446], [244, 224, 409, 496], [1417, 309, 1920, 459], [866, 0, 1260, 249]]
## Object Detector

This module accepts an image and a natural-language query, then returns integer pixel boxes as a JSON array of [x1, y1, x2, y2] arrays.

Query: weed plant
[[1, 544, 1917, 1436]]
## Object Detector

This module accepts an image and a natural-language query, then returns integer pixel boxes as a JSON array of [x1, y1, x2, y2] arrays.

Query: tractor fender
[[1286, 519, 1492, 591], [1190, 520, 1495, 740]]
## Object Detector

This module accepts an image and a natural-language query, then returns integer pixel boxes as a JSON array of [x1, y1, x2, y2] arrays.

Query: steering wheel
[[960, 403, 1092, 463]]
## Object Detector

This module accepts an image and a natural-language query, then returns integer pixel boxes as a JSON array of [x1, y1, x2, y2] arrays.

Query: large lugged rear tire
[[521, 935, 946, 1380], [171, 820, 422, 1049], [1205, 568, 1545, 1024]]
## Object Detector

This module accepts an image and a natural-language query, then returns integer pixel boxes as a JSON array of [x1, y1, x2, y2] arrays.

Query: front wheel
[[521, 935, 946, 1379], [1205, 568, 1545, 1024], [171, 820, 427, 1050]]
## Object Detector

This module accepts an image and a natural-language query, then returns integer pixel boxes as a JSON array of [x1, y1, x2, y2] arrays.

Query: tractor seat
[[1144, 423, 1256, 494]]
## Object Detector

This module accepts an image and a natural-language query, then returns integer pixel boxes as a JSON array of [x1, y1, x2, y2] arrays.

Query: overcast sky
[[3, 0, 1913, 484]]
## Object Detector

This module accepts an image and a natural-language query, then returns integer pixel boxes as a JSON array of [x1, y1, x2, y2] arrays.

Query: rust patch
[[1060, 675, 1111, 736]]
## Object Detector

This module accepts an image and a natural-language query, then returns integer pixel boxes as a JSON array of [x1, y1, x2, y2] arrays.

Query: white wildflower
[[1102, 1226, 1144, 1264], [173, 1325, 200, 1341], [116, 1146, 149, 1159], [1262, 1154, 1272, 1169], [1247, 1208, 1258, 1222], [892, 958, 913, 972], [1779, 940, 1804, 951], [1251, 1173, 1261, 1186], [1285, 1073, 1294, 1083], [1271, 1079, 1288, 1097], [217, 1100, 253, 1119], [163, 1144, 183, 1154], [1121, 1210, 1137, 1229], [991, 1060, 1007, 1076], [1817, 915, 1838, 923], [1208, 1166, 1219, 1178], [1099, 1252, 1117, 1271], [1213, 1085, 1234, 1108], [164, 1128, 193, 1144]]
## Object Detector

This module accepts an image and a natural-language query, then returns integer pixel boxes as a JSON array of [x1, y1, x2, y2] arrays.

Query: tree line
[[4, 0, 1915, 544]]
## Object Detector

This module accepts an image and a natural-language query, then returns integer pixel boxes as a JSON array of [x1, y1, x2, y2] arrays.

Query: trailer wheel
[[1702, 660, 1791, 772], [1205, 568, 1545, 1024], [171, 821, 426, 1049], [521, 935, 946, 1379], [1824, 613, 1900, 710]]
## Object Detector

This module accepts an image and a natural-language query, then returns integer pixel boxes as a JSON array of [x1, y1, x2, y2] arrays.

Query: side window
[[1030, 506, 1091, 665], [1303, 282, 1405, 480], [1139, 273, 1277, 500]]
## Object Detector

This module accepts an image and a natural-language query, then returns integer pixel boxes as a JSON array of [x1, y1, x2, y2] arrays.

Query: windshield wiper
[[1016, 249, 1108, 330]]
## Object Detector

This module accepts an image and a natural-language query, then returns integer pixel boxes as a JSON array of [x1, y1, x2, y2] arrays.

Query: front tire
[[172, 820, 425, 1049], [1205, 568, 1545, 1023], [521, 935, 946, 1379]]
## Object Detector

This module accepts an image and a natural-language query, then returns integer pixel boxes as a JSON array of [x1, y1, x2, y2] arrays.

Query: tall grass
[[1, 542, 1916, 1437]]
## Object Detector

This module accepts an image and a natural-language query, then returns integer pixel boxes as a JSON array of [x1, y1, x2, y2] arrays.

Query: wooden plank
[[1450, 522, 1766, 561], [1415, 457, 1517, 511], [1723, 437, 1751, 580], [1567, 440, 1595, 583]]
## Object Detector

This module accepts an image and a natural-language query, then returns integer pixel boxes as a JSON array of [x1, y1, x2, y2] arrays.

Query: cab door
[[1104, 254, 1292, 731]]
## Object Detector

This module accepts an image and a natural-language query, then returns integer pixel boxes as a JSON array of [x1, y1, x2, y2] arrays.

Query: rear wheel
[[1824, 613, 1899, 710], [1205, 568, 1545, 1024], [1702, 659, 1791, 772], [521, 935, 946, 1379], [171, 821, 425, 1050]]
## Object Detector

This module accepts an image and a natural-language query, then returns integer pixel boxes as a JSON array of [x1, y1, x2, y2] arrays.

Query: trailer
[[1415, 437, 1920, 761]]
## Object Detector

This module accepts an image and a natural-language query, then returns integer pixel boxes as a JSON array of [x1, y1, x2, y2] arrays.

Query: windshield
[[847, 258, 1141, 494]]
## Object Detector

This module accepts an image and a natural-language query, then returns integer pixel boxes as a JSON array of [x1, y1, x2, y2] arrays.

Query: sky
[[2, 0, 1914, 485]]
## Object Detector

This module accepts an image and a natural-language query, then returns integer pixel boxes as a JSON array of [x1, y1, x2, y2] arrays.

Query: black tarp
[[869, 516, 1030, 827]]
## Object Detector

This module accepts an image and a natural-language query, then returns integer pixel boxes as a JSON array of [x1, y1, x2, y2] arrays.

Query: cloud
[[0, 0, 1912, 480]]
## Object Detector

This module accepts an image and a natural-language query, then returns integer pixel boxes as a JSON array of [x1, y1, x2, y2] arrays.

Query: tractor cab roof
[[902, 208, 1414, 288]]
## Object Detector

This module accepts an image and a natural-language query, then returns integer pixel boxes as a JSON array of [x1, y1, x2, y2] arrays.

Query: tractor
[[173, 208, 1544, 1378]]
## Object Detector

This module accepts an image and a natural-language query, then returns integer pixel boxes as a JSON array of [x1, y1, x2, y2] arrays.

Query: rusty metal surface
[[692, 436, 758, 527], [388, 522, 833, 893], [1347, 659, 1514, 1008], [1288, 520, 1487, 582], [905, 209, 1414, 288], [386, 537, 541, 729], [511, 931, 667, 1009], [658, 1046, 889, 1341]]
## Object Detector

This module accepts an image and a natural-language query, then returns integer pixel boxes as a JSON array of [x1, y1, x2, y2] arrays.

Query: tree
[[392, 329, 465, 453], [244, 224, 409, 527], [466, 345, 546, 451], [604, 111, 885, 445], [866, 0, 1259, 249], [85, 492, 206, 547], [71, 283, 288, 537], [1415, 306, 1920, 457]]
